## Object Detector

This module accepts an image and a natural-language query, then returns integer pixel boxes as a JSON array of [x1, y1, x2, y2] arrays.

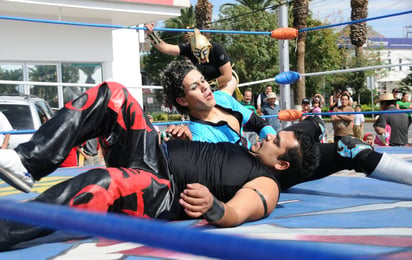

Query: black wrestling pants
[[15, 81, 169, 180]]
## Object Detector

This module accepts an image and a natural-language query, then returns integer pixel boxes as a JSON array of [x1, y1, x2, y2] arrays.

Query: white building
[[0, 0, 189, 108], [367, 37, 412, 94]]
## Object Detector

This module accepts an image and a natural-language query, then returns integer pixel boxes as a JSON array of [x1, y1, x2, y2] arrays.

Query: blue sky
[[190, 0, 412, 38]]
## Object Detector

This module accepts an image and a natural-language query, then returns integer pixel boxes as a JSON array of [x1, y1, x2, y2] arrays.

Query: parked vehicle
[[0, 95, 54, 149]]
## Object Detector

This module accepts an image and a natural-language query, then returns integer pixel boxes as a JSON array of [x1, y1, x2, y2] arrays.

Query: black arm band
[[253, 188, 268, 217], [204, 196, 225, 222]]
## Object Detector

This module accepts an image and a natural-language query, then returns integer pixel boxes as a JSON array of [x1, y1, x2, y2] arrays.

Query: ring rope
[[0, 199, 352, 260], [299, 10, 412, 32], [0, 9, 411, 35], [1, 62, 410, 90], [2, 110, 411, 135], [238, 62, 412, 87]]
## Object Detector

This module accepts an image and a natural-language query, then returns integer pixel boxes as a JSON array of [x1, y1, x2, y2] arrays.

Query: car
[[0, 95, 54, 149]]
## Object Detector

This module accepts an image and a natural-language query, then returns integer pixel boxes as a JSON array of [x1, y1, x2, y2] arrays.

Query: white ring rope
[[238, 62, 412, 87], [2, 63, 410, 91]]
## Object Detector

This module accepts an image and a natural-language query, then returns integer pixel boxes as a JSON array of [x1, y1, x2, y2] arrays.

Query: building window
[[0, 62, 102, 108], [61, 63, 103, 103], [0, 63, 23, 95], [28, 64, 58, 108]]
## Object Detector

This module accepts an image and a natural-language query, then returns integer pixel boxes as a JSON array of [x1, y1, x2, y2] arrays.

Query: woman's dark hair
[[161, 60, 197, 114]]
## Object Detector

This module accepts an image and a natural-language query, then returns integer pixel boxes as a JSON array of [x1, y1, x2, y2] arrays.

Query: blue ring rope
[[0, 200, 353, 260], [299, 10, 412, 32], [0, 9, 411, 35], [2, 109, 411, 135], [0, 7, 409, 258]]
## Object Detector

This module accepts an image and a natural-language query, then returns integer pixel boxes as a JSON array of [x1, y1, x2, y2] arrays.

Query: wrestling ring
[[0, 7, 412, 260], [0, 145, 411, 259]]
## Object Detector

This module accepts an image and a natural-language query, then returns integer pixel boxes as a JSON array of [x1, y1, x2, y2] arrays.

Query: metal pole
[[278, 2, 291, 128]]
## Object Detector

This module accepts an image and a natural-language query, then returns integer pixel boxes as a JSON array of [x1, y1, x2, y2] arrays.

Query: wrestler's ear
[[274, 160, 290, 171], [176, 97, 189, 107]]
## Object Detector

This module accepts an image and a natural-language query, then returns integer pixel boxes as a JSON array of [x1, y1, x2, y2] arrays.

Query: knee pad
[[337, 136, 373, 159]]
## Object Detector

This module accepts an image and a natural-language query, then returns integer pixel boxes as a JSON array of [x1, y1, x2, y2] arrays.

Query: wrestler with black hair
[[161, 60, 412, 190]]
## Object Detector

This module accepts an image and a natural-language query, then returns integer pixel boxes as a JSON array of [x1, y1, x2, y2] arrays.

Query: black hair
[[275, 130, 321, 191], [380, 100, 397, 106], [161, 60, 197, 114], [340, 93, 350, 100]]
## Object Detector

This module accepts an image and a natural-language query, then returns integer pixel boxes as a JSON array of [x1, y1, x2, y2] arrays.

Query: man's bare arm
[[145, 23, 180, 56], [179, 177, 279, 227]]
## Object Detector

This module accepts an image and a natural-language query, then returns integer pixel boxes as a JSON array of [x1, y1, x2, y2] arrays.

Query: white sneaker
[[0, 149, 33, 193]]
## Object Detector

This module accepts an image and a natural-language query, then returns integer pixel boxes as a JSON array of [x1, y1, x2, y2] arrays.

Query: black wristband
[[204, 196, 225, 222]]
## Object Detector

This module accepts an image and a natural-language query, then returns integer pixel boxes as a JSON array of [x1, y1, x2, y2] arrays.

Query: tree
[[350, 0, 368, 103], [292, 0, 308, 106], [195, 0, 213, 29], [221, 0, 274, 10], [213, 5, 279, 95], [292, 18, 346, 100], [350, 0, 368, 59], [400, 73, 412, 92], [0, 67, 23, 95]]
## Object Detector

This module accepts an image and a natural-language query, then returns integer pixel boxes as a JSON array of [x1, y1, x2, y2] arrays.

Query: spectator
[[342, 88, 354, 107], [313, 93, 325, 107], [374, 93, 409, 146], [256, 85, 273, 115], [329, 88, 342, 111], [81, 138, 104, 166], [300, 98, 311, 121], [311, 96, 322, 118], [396, 92, 412, 129], [240, 88, 258, 146], [239, 88, 257, 114], [262, 92, 281, 132], [0, 111, 12, 149], [392, 88, 401, 101], [353, 105, 365, 139], [331, 93, 354, 143], [363, 132, 375, 146]]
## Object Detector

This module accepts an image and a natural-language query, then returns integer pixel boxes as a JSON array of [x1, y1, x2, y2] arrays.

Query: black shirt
[[165, 140, 279, 219], [179, 42, 231, 81]]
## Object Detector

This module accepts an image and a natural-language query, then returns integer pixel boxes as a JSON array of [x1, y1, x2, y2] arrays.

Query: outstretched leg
[[278, 136, 412, 190], [0, 81, 168, 192]]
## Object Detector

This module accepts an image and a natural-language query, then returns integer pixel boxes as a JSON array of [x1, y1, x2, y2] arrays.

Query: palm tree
[[350, 0, 368, 103], [221, 0, 274, 10], [292, 0, 308, 105], [166, 5, 196, 43], [79, 65, 98, 84], [195, 0, 213, 29], [350, 0, 368, 60]]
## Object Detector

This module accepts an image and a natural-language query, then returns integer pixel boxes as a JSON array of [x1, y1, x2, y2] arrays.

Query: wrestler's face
[[192, 46, 210, 63], [253, 131, 298, 171], [177, 70, 215, 115]]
